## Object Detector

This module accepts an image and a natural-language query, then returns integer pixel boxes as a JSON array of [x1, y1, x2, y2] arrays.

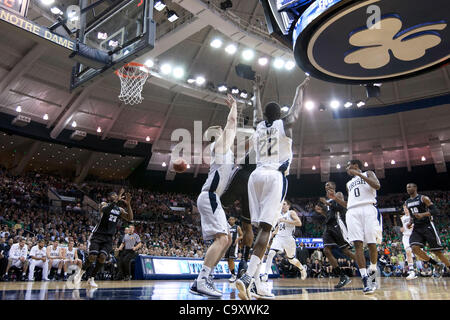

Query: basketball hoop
[[115, 62, 149, 105]]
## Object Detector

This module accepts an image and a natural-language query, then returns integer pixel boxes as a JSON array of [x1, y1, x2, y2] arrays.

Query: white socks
[[198, 265, 211, 280], [369, 263, 377, 272], [264, 251, 276, 275], [360, 268, 367, 278], [246, 255, 261, 277]]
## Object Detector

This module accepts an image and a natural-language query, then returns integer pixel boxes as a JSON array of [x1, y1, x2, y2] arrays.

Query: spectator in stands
[[420, 263, 433, 277], [295, 242, 309, 265], [311, 259, 322, 278], [311, 248, 323, 262], [0, 236, 9, 277], [382, 265, 393, 277]]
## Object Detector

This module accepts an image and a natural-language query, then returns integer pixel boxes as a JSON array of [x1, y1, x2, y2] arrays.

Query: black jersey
[[92, 203, 122, 236], [324, 199, 346, 227], [405, 194, 432, 227], [229, 224, 238, 243]]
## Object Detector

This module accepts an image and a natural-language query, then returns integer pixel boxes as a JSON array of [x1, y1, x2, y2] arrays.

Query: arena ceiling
[[0, 0, 449, 182]]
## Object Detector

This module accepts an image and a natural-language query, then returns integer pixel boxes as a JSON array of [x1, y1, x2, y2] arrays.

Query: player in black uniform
[[404, 183, 449, 277], [314, 181, 356, 288], [71, 189, 133, 287], [225, 216, 243, 283]]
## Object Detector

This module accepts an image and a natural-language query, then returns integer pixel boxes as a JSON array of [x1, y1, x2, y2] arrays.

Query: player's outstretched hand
[[225, 93, 237, 109]]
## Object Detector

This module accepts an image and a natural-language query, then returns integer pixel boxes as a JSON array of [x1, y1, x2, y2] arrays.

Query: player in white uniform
[[63, 239, 82, 281], [400, 205, 417, 280], [261, 200, 307, 283], [47, 239, 65, 280], [236, 75, 310, 300], [4, 237, 28, 281], [189, 94, 237, 298], [28, 239, 50, 281], [337, 160, 381, 295]]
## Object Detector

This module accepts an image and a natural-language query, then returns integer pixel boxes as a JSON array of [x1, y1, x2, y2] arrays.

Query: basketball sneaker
[[299, 265, 307, 280], [260, 273, 268, 282], [235, 273, 253, 300], [73, 268, 85, 286], [189, 280, 201, 295], [362, 276, 375, 295], [196, 277, 222, 298], [432, 263, 445, 278], [335, 274, 351, 289], [237, 260, 248, 278], [229, 274, 237, 283], [368, 269, 379, 290], [253, 275, 275, 300], [88, 277, 98, 288], [406, 270, 417, 280]]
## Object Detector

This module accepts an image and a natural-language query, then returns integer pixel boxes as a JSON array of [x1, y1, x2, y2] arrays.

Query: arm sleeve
[[428, 204, 439, 216]]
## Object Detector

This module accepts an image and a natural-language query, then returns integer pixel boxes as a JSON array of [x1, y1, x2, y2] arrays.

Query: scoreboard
[[0, 0, 29, 17]]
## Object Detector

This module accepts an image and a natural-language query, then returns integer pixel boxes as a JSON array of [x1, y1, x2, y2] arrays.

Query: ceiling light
[[144, 60, 154, 68], [421, 156, 426, 161], [210, 39, 223, 49], [281, 106, 290, 112], [258, 57, 268, 66], [187, 164, 191, 169], [41, 0, 54, 5], [146, 136, 150, 142], [167, 10, 179, 22], [305, 72, 310, 76], [108, 40, 118, 48], [218, 84, 228, 92], [330, 100, 340, 109], [273, 58, 285, 69], [43, 114, 49, 120], [305, 101, 314, 111], [312, 165, 316, 170], [225, 44, 237, 55], [173, 67, 185, 79], [242, 49, 254, 61], [240, 90, 248, 99], [374, 83, 382, 87], [97, 127, 101, 133], [357, 101, 366, 108], [71, 121, 77, 128], [231, 87, 239, 95], [195, 76, 205, 86], [285, 60, 296, 71], [187, 78, 195, 84], [391, 159, 396, 165], [154, 0, 166, 11], [162, 162, 167, 167], [364, 162, 369, 167], [97, 32, 107, 40], [16, 106, 22, 113], [344, 102, 353, 108], [160, 63, 172, 75], [50, 7, 63, 15], [336, 164, 341, 169]]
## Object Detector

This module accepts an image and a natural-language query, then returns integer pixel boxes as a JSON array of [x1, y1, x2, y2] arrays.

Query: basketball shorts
[[270, 235, 296, 259], [248, 168, 288, 228], [402, 234, 412, 251], [10, 258, 25, 268], [88, 233, 114, 258], [221, 168, 252, 224], [50, 259, 62, 268], [346, 204, 382, 244], [323, 224, 351, 249], [197, 191, 229, 241], [409, 223, 443, 251], [225, 244, 239, 259]]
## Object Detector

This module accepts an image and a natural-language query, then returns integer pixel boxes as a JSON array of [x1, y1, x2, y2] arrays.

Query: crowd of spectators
[[0, 166, 449, 281]]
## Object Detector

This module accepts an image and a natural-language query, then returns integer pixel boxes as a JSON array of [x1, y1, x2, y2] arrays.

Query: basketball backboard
[[70, 0, 155, 91]]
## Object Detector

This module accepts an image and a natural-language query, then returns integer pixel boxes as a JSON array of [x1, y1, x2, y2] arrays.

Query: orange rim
[[115, 62, 149, 79]]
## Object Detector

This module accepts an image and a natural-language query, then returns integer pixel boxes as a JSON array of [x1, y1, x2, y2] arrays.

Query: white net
[[115, 63, 149, 105]]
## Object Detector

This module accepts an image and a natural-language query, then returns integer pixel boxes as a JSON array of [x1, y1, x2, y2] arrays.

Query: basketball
[[173, 158, 188, 173]]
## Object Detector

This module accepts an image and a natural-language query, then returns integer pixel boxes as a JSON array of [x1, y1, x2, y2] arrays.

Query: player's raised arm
[[327, 189, 347, 208], [289, 210, 302, 227], [119, 192, 133, 222], [282, 76, 310, 137], [215, 94, 238, 155], [252, 74, 264, 128], [418, 195, 439, 219]]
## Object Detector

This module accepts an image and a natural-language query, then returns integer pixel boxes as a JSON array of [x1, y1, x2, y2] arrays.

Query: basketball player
[[71, 189, 133, 288], [3, 237, 29, 281], [236, 75, 310, 300], [400, 204, 417, 280], [404, 183, 449, 277], [28, 239, 49, 281], [189, 94, 237, 298], [226, 216, 243, 283], [314, 181, 356, 288], [63, 239, 82, 281], [47, 239, 64, 280], [261, 200, 306, 283], [340, 160, 381, 294]]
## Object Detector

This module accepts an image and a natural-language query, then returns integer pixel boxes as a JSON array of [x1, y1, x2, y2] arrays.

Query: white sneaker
[[88, 277, 98, 288], [260, 273, 268, 282], [368, 269, 379, 290], [406, 270, 417, 280], [73, 268, 85, 286], [229, 274, 237, 283], [299, 265, 307, 280], [196, 277, 222, 298], [254, 275, 275, 299]]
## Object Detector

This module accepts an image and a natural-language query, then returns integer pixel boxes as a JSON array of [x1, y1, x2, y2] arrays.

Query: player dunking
[[404, 183, 449, 277], [189, 94, 237, 298], [314, 181, 356, 288], [400, 204, 417, 280], [226, 216, 243, 283], [236, 76, 310, 300], [261, 200, 306, 283], [71, 189, 133, 288], [335, 160, 382, 294]]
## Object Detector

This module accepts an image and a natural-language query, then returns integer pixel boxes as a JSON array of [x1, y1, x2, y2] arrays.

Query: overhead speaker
[[235, 63, 255, 81]]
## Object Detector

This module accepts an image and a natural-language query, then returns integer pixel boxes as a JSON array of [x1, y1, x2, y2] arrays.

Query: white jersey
[[254, 120, 293, 174], [8, 243, 28, 260], [277, 210, 296, 238], [346, 172, 377, 209], [201, 142, 234, 197], [401, 215, 412, 236], [49, 246, 62, 258], [66, 247, 77, 260], [30, 245, 47, 259]]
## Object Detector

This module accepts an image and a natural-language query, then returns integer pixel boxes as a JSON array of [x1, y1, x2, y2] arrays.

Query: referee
[[117, 225, 142, 280]]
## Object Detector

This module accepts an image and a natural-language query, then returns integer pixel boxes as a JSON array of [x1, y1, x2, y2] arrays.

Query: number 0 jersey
[[346, 172, 377, 209], [92, 203, 122, 236], [254, 120, 292, 174]]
